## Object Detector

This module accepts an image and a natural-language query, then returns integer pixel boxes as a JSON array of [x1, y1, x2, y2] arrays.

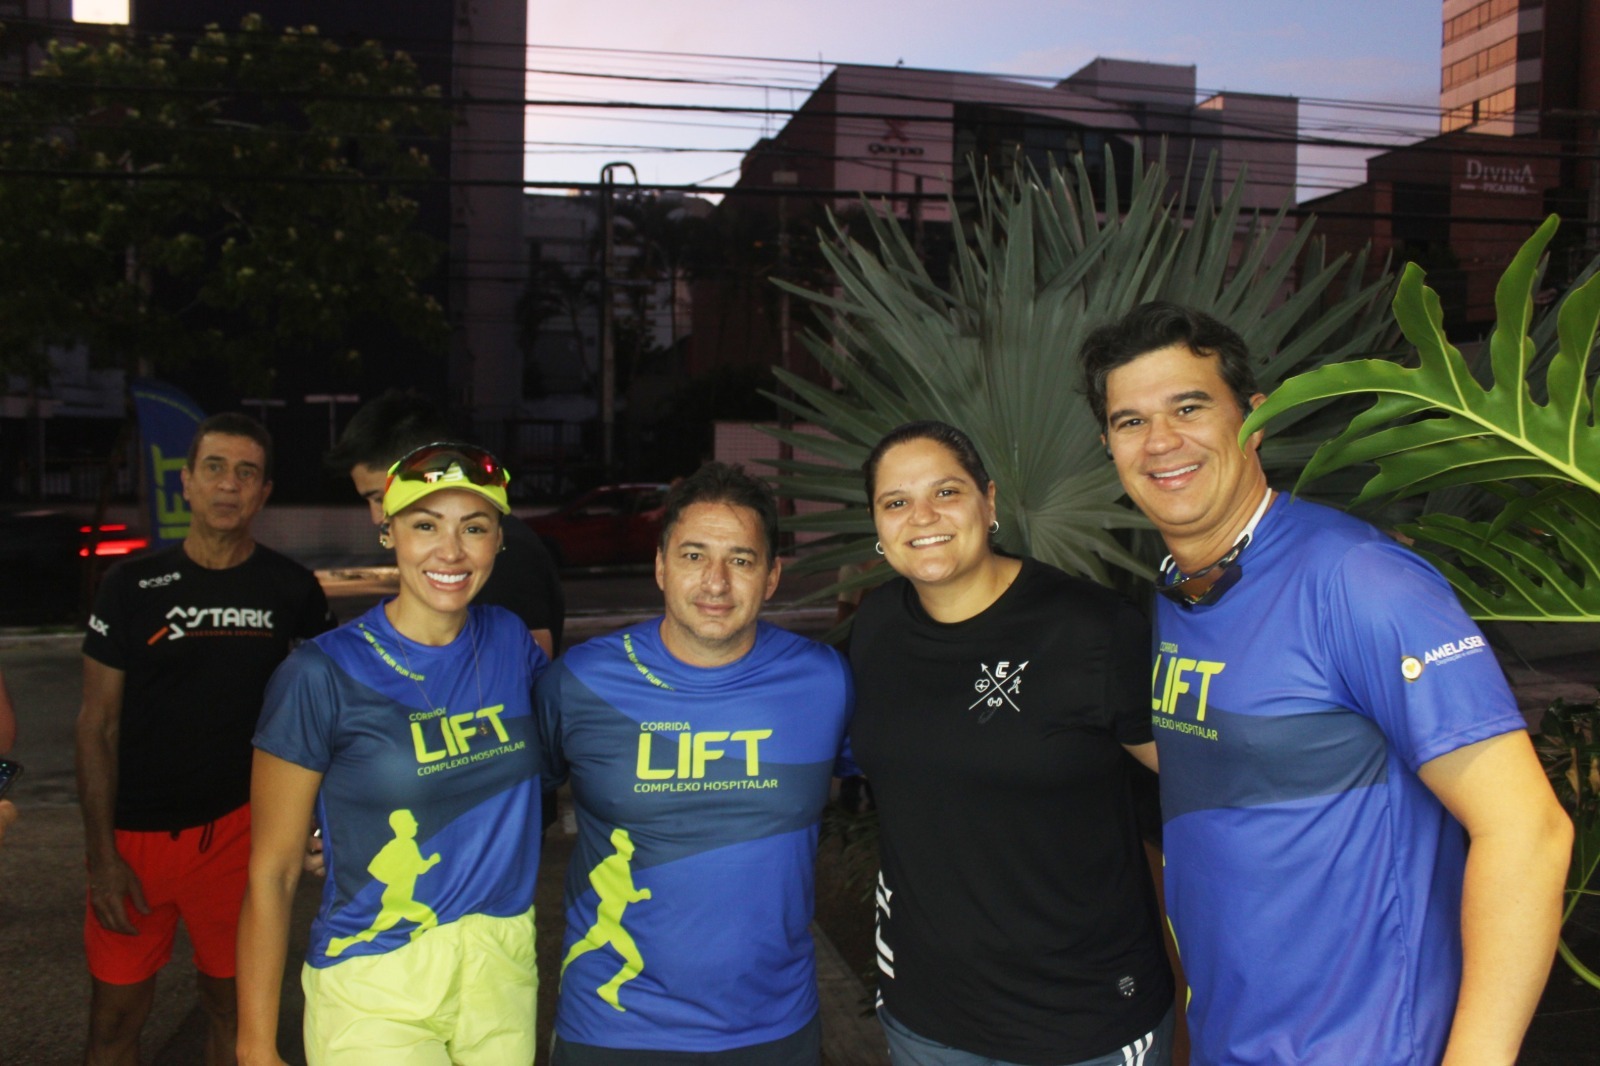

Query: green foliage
[[1242, 215, 1600, 622], [1245, 214, 1600, 983], [1535, 690, 1600, 988], [0, 16, 447, 389], [763, 149, 1396, 595]]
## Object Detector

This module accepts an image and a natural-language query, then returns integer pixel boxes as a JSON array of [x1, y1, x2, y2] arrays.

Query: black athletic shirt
[[486, 518, 566, 650], [849, 556, 1173, 1064], [83, 543, 335, 830]]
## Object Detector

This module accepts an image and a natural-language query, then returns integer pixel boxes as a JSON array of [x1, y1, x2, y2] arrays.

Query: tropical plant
[[761, 149, 1398, 605], [0, 16, 447, 391], [1242, 214, 1600, 986], [1242, 215, 1600, 622]]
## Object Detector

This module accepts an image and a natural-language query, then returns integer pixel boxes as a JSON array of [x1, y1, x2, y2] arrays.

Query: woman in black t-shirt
[[849, 420, 1175, 1066]]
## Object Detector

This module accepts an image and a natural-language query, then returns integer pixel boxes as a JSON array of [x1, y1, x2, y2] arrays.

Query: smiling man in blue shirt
[[1082, 301, 1571, 1066], [536, 462, 854, 1065]]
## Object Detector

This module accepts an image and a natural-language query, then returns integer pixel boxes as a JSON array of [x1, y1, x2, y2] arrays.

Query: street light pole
[[599, 161, 638, 475]]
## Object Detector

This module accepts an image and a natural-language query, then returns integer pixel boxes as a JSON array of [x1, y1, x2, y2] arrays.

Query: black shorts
[[551, 1013, 820, 1066]]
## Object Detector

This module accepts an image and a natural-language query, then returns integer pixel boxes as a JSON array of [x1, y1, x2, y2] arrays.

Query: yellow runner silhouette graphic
[[327, 809, 441, 958], [561, 827, 651, 1011]]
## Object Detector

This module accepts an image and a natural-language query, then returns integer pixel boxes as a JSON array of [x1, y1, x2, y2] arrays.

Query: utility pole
[[599, 162, 637, 476], [913, 174, 926, 262], [772, 170, 800, 542], [773, 170, 799, 393]]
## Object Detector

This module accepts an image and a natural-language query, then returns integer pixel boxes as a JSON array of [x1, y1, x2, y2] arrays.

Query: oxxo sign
[[869, 118, 925, 157]]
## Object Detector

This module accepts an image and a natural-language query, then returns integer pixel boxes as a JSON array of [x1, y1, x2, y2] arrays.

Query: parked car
[[525, 483, 671, 568], [0, 512, 150, 625]]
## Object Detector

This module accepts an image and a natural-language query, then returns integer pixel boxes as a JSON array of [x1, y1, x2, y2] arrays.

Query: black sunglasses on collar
[[1154, 535, 1250, 608]]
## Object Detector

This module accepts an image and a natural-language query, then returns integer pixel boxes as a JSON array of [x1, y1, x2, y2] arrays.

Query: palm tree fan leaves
[[763, 149, 1394, 592]]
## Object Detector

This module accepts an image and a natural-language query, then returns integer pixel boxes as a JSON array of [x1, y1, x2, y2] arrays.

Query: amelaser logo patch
[[1422, 634, 1488, 667]]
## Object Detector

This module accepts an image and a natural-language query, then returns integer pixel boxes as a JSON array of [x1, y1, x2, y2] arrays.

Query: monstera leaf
[[1243, 215, 1600, 622]]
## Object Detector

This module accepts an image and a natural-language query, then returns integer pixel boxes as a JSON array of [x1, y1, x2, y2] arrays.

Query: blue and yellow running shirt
[[1152, 497, 1525, 1066], [536, 620, 854, 1052], [255, 602, 547, 969]]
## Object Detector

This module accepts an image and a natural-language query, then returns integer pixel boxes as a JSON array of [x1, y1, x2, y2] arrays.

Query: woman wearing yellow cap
[[238, 443, 549, 1065]]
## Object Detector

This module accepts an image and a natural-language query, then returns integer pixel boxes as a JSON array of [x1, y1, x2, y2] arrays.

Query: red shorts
[[84, 803, 251, 985]]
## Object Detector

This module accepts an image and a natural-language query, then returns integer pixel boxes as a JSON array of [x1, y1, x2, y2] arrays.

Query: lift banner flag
[[131, 379, 205, 545]]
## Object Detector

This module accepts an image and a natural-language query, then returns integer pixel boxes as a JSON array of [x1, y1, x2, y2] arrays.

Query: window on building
[[1483, 85, 1519, 118], [1443, 0, 1531, 46], [950, 104, 1134, 213], [1443, 102, 1478, 133], [1392, 183, 1451, 248], [1442, 35, 1520, 90]]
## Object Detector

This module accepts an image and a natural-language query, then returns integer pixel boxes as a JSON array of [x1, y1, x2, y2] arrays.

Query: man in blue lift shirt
[[1083, 301, 1571, 1066], [536, 462, 854, 1065]]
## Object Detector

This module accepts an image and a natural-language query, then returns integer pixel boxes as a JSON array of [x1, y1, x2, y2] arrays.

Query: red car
[[525, 483, 671, 567]]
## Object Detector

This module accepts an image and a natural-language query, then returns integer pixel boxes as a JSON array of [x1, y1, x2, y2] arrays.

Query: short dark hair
[[324, 389, 450, 474], [186, 413, 274, 481], [863, 420, 992, 502], [660, 462, 780, 563], [1079, 301, 1259, 427]]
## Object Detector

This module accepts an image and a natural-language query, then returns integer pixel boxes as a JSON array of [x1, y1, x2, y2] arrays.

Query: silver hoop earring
[[874, 541, 885, 556], [989, 520, 1000, 535]]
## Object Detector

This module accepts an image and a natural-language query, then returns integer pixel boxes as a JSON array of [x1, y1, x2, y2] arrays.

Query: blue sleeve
[[1323, 539, 1524, 772], [533, 660, 569, 787], [254, 642, 342, 773]]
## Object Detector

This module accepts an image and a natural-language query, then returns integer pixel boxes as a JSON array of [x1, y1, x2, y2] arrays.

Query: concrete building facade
[[733, 60, 1298, 226], [1308, 133, 1563, 327], [1441, 0, 1600, 146], [1310, 0, 1600, 332], [699, 59, 1299, 380]]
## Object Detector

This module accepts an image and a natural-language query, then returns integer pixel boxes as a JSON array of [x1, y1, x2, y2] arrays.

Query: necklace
[[358, 619, 485, 721], [1155, 487, 1276, 607]]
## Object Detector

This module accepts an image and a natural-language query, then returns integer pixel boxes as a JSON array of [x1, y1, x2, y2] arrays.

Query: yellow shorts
[[302, 907, 537, 1065]]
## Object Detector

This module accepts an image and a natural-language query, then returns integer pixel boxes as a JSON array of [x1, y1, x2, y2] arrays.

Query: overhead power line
[[8, 14, 1458, 127]]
